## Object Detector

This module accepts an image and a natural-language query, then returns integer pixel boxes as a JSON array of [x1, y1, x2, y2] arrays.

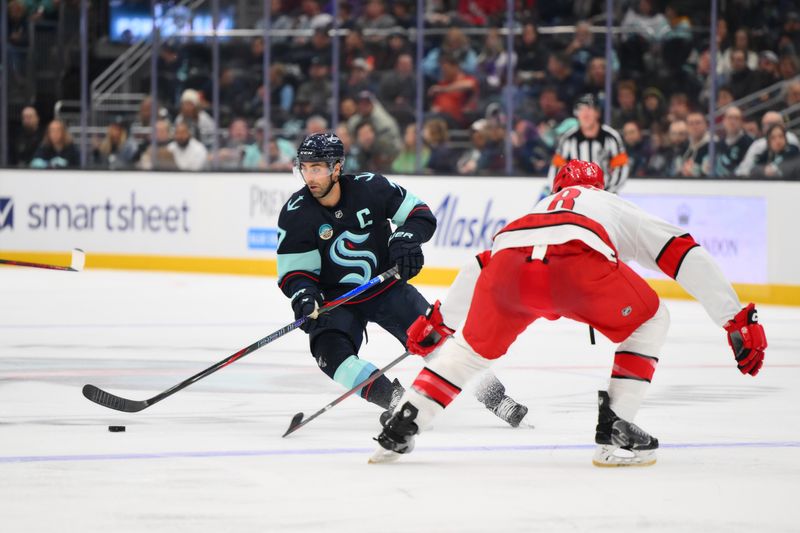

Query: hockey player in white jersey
[[370, 159, 767, 466]]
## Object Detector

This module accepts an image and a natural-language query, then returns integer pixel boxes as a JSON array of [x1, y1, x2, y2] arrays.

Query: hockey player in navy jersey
[[277, 132, 528, 425]]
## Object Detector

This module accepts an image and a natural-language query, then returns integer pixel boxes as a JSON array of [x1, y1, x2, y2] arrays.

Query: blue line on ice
[[2, 441, 798, 464]]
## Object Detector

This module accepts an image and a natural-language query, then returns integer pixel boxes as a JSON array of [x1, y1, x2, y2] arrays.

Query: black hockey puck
[[108, 425, 126, 432]]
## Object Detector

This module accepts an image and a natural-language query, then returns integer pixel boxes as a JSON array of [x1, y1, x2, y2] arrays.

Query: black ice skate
[[593, 390, 658, 467], [490, 396, 530, 428], [379, 379, 405, 426], [475, 375, 530, 428], [369, 402, 419, 464]]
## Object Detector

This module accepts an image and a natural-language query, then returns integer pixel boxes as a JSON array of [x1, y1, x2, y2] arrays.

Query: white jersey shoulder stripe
[[492, 225, 618, 262]]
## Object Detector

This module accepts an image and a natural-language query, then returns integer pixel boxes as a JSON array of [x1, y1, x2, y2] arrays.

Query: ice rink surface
[[1, 267, 798, 533]]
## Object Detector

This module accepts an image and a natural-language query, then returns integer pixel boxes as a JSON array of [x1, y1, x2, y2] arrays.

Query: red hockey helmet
[[552, 160, 605, 192]]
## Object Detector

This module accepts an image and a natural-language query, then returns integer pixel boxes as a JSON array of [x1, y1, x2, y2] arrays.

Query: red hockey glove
[[723, 303, 766, 376], [406, 300, 455, 357]]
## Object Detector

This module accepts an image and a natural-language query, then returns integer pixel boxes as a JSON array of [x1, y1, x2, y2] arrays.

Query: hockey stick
[[82, 266, 400, 413], [0, 248, 85, 272], [283, 350, 413, 437]]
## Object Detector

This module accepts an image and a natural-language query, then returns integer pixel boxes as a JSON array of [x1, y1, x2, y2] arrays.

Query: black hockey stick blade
[[282, 351, 412, 438], [283, 412, 305, 437], [82, 384, 149, 413]]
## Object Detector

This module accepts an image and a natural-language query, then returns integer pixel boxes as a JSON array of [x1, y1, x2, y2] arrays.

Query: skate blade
[[505, 413, 527, 428], [592, 445, 656, 467], [512, 405, 531, 428], [368, 447, 403, 464], [514, 411, 534, 429]]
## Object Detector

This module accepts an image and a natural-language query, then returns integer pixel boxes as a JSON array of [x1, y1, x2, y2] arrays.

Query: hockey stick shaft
[[83, 266, 400, 412], [282, 350, 413, 437], [0, 248, 85, 272]]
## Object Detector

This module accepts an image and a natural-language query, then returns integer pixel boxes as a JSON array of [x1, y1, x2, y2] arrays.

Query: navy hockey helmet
[[296, 132, 346, 167]]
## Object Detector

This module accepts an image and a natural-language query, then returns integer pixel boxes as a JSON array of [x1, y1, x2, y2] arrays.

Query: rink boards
[[1, 170, 798, 305]]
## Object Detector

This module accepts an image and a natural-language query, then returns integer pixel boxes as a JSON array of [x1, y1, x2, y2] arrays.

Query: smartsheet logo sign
[[0, 197, 13, 230]]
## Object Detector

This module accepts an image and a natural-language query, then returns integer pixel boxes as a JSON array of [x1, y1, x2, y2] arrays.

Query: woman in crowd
[[30, 119, 80, 169], [392, 123, 430, 174], [423, 118, 457, 174], [753, 123, 800, 179]]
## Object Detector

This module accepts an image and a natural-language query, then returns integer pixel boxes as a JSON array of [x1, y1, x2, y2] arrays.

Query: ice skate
[[379, 379, 405, 426], [593, 390, 658, 467], [370, 402, 419, 464], [475, 374, 530, 428], [490, 396, 530, 428]]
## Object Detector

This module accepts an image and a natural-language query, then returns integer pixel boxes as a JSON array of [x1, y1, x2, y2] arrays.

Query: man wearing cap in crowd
[[94, 115, 140, 170], [754, 50, 781, 90], [342, 58, 373, 100], [296, 57, 333, 119], [346, 90, 402, 165], [175, 89, 216, 148]]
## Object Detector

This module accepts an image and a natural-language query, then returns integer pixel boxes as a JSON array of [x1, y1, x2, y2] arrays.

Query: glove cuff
[[724, 303, 758, 332], [390, 230, 418, 242]]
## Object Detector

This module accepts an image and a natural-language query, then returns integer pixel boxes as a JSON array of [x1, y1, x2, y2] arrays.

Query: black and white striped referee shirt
[[546, 124, 630, 193]]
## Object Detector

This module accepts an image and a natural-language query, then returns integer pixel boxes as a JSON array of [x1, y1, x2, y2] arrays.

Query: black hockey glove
[[291, 287, 325, 333], [388, 230, 424, 280]]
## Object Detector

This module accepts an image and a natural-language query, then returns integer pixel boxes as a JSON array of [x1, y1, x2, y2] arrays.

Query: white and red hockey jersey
[[441, 186, 742, 329]]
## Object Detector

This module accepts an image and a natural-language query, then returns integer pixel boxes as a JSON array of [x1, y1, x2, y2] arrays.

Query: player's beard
[[309, 173, 338, 200]]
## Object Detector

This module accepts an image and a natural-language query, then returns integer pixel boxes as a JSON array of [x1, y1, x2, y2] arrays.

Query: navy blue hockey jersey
[[276, 172, 436, 301]]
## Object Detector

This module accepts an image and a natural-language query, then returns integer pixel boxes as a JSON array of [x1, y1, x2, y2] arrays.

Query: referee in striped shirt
[[547, 94, 630, 193]]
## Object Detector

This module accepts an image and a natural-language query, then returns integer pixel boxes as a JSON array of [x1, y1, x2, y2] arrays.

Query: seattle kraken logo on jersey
[[329, 231, 377, 285]]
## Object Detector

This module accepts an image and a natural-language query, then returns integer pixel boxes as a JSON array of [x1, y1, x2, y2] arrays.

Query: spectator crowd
[[6, 0, 800, 178]]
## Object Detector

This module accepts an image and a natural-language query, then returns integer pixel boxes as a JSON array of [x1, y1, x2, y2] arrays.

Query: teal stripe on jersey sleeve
[[333, 355, 378, 392], [391, 190, 423, 226], [277, 250, 322, 283]]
